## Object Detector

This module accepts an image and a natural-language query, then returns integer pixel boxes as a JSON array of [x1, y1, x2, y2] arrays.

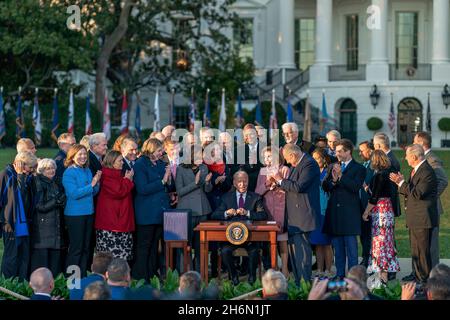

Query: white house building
[[230, 0, 450, 147]]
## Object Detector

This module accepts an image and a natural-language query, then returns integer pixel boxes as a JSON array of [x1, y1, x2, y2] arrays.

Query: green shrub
[[438, 118, 450, 132], [367, 117, 383, 131]]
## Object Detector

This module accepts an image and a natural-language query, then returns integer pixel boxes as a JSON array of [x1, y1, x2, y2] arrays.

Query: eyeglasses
[[282, 131, 295, 137]]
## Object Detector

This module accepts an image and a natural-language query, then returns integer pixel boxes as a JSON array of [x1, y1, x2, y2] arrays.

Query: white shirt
[[248, 143, 258, 153], [34, 292, 51, 298], [341, 158, 352, 170], [224, 191, 250, 218], [398, 159, 427, 188], [424, 149, 431, 156], [124, 158, 134, 168]]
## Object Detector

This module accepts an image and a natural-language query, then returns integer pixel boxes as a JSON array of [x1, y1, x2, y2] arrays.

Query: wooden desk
[[194, 221, 280, 283]]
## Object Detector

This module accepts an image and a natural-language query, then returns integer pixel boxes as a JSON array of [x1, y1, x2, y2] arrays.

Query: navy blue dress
[[310, 169, 332, 245]]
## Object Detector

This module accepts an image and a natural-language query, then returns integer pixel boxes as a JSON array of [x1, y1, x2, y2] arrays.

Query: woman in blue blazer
[[62, 144, 101, 277], [132, 138, 171, 281]]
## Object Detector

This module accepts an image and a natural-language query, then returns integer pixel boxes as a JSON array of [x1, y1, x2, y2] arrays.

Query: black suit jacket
[[54, 150, 67, 179], [399, 161, 438, 229], [89, 150, 103, 177], [30, 293, 52, 300], [387, 151, 401, 172], [211, 191, 267, 221], [121, 159, 133, 176], [322, 159, 366, 236], [232, 143, 263, 192]]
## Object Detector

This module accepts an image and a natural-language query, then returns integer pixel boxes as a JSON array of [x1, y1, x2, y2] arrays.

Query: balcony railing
[[329, 65, 366, 81], [389, 64, 431, 80]]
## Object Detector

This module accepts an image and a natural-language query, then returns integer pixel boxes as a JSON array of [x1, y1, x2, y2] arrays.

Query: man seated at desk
[[211, 170, 267, 285]]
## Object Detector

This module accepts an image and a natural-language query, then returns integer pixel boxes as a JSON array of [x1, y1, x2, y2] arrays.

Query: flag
[[85, 94, 92, 135], [254, 94, 262, 126], [168, 88, 175, 126], [103, 89, 111, 141], [203, 89, 211, 127], [426, 93, 431, 133], [153, 88, 161, 132], [303, 93, 312, 142], [0, 87, 5, 142], [188, 88, 196, 131], [286, 97, 293, 122], [320, 91, 329, 135], [67, 89, 74, 134], [135, 95, 141, 144], [388, 93, 396, 140], [51, 89, 59, 143], [235, 89, 244, 128], [219, 88, 227, 132], [269, 89, 277, 138], [32, 90, 42, 146], [120, 89, 129, 134], [16, 90, 25, 139]]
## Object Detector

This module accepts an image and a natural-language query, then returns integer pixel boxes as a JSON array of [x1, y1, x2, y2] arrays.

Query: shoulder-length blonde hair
[[141, 138, 162, 158], [370, 149, 391, 171], [64, 144, 89, 168]]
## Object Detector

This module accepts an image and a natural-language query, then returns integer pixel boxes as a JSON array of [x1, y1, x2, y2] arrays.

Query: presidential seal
[[225, 222, 249, 245]]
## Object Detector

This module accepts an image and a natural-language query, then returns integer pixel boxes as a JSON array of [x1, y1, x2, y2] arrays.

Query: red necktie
[[171, 163, 177, 179], [411, 168, 416, 178], [239, 193, 245, 209]]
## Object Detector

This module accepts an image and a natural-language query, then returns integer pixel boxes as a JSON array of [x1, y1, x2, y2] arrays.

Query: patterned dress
[[367, 170, 400, 273]]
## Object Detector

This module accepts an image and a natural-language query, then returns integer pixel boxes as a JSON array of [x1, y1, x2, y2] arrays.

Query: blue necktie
[[341, 162, 346, 172]]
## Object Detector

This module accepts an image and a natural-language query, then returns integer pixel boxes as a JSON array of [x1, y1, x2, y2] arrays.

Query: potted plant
[[366, 117, 383, 131], [438, 117, 450, 147]]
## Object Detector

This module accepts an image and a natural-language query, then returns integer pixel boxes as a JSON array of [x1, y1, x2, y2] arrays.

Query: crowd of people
[[0, 121, 449, 300]]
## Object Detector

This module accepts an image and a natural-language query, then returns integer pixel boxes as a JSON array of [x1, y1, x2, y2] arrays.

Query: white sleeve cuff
[[398, 180, 405, 188]]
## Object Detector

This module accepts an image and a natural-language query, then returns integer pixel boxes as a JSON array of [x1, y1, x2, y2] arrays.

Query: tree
[[0, 0, 96, 95]]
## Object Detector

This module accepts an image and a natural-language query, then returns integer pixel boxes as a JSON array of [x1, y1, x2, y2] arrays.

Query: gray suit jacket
[[175, 164, 212, 216], [426, 151, 448, 215]]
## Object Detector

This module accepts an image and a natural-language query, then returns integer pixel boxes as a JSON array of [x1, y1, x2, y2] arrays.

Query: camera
[[326, 279, 348, 293]]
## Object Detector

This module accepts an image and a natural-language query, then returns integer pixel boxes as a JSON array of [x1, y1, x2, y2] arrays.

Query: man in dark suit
[[211, 171, 267, 285], [120, 137, 138, 175], [358, 141, 375, 267], [323, 139, 366, 279], [29, 267, 54, 300], [54, 133, 76, 179], [88, 132, 108, 176], [270, 143, 320, 284], [414, 132, 448, 268], [233, 124, 264, 192], [374, 132, 400, 172], [390, 144, 438, 283], [281, 122, 315, 155]]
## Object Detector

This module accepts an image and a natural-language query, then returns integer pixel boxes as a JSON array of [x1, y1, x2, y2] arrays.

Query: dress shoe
[[232, 275, 240, 286], [402, 273, 416, 282], [359, 258, 369, 268], [248, 275, 256, 285]]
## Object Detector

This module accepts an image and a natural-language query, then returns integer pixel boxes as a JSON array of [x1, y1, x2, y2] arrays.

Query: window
[[174, 106, 189, 129], [295, 19, 315, 71], [233, 18, 254, 59], [396, 12, 418, 67], [346, 15, 359, 71]]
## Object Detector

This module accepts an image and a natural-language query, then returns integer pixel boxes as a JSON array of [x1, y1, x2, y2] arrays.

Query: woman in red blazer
[[95, 150, 135, 261]]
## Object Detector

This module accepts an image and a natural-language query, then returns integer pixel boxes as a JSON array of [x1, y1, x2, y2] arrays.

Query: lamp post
[[370, 84, 380, 109], [442, 84, 450, 109]]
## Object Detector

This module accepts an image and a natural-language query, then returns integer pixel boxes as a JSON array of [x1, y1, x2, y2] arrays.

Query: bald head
[[16, 138, 36, 154], [30, 267, 54, 294]]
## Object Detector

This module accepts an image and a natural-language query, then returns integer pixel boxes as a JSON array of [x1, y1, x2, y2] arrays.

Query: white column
[[315, 0, 333, 65], [366, 0, 389, 81], [432, 0, 450, 81], [278, 0, 296, 70], [309, 0, 333, 83]]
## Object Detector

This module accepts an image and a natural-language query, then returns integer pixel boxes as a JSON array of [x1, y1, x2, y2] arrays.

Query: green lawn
[[0, 148, 449, 263]]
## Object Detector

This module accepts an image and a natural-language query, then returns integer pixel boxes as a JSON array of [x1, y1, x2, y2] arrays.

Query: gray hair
[[37, 158, 56, 174], [179, 271, 202, 296], [406, 144, 425, 160], [326, 130, 341, 140], [89, 133, 107, 148], [282, 122, 298, 132], [262, 269, 287, 296], [83, 281, 111, 300], [233, 170, 249, 181], [373, 132, 390, 148], [282, 143, 303, 159], [30, 267, 54, 293]]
